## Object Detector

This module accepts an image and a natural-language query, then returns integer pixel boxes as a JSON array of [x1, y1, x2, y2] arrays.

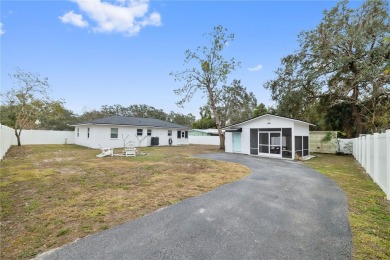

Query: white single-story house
[[224, 114, 314, 159], [72, 116, 189, 149]]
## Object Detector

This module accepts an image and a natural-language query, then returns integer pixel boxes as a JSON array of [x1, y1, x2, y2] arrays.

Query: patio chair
[[125, 146, 137, 157], [96, 147, 113, 158]]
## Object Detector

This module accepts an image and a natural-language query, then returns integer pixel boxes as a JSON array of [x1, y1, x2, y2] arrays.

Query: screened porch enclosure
[[250, 128, 297, 159], [224, 114, 312, 159], [295, 136, 309, 157]]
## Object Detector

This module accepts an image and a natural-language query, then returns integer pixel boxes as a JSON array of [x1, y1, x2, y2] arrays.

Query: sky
[[0, 0, 363, 118]]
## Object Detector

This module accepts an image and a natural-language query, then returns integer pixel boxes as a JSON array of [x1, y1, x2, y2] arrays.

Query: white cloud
[[64, 0, 161, 36], [0, 22, 5, 35], [59, 11, 89, 28], [248, 64, 263, 72]]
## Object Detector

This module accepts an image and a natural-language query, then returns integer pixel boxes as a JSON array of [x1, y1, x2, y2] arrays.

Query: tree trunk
[[206, 85, 225, 150], [219, 132, 225, 150], [351, 87, 363, 136], [351, 102, 363, 136], [14, 129, 21, 146]]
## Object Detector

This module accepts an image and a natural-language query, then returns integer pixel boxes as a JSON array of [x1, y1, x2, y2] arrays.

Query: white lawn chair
[[124, 146, 137, 157], [96, 147, 113, 158]]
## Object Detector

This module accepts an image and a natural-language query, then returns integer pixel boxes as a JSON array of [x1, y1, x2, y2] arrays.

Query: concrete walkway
[[37, 153, 352, 260]]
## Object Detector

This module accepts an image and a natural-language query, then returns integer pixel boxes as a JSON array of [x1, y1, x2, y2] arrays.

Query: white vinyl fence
[[0, 124, 75, 160], [189, 136, 220, 145], [337, 139, 353, 154], [352, 130, 390, 200], [20, 130, 74, 145], [0, 124, 15, 160]]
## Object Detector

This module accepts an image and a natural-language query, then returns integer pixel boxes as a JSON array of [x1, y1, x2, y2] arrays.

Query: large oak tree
[[265, 0, 390, 136]]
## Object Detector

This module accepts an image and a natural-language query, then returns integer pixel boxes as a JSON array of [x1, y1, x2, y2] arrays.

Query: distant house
[[189, 129, 220, 136], [224, 114, 313, 159], [72, 116, 189, 149]]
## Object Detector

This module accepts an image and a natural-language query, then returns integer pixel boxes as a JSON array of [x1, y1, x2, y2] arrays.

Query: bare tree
[[171, 25, 240, 149], [121, 134, 134, 147], [135, 135, 147, 147], [1, 68, 52, 146]]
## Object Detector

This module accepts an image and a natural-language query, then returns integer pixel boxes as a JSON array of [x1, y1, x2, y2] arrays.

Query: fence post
[[387, 130, 390, 200], [366, 135, 371, 175], [357, 137, 361, 162], [362, 135, 366, 169], [356, 138, 360, 161], [356, 138, 360, 159], [354, 138, 358, 158], [373, 133, 379, 184], [360, 135, 364, 166]]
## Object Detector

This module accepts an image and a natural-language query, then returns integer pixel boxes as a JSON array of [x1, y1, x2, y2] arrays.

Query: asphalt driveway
[[37, 153, 352, 260]]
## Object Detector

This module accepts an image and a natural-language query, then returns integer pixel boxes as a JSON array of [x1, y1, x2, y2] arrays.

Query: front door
[[232, 132, 241, 152], [259, 131, 282, 157]]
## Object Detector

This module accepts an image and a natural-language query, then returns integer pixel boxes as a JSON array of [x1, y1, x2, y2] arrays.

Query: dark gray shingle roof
[[75, 116, 188, 129]]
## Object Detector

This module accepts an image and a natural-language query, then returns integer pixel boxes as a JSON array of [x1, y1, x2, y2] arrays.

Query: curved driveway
[[37, 153, 352, 260]]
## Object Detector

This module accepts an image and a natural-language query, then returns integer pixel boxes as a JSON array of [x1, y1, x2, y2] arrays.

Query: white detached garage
[[224, 114, 313, 159]]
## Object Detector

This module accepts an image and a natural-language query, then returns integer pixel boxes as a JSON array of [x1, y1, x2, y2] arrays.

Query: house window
[[137, 129, 143, 136], [110, 128, 118, 139], [87, 128, 90, 138], [168, 130, 172, 136], [147, 129, 152, 136], [77, 128, 79, 137], [177, 130, 188, 139]]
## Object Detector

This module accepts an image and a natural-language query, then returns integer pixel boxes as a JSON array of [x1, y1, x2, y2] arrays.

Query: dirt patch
[[4, 146, 32, 159], [55, 166, 83, 174], [43, 157, 76, 163]]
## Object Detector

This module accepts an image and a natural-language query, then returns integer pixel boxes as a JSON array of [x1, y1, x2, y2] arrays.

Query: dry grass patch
[[0, 144, 249, 259], [304, 154, 390, 259]]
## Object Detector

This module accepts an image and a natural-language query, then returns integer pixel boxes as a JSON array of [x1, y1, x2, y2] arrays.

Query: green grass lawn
[[0, 144, 250, 259], [2, 146, 388, 259], [304, 153, 390, 259]]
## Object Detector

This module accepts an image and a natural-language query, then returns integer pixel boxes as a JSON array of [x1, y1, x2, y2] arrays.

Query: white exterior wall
[[229, 116, 295, 156], [293, 122, 309, 136], [238, 116, 295, 129], [224, 115, 310, 159], [74, 125, 188, 148], [175, 129, 189, 146], [75, 125, 92, 147], [241, 128, 250, 154], [225, 132, 233, 153]]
